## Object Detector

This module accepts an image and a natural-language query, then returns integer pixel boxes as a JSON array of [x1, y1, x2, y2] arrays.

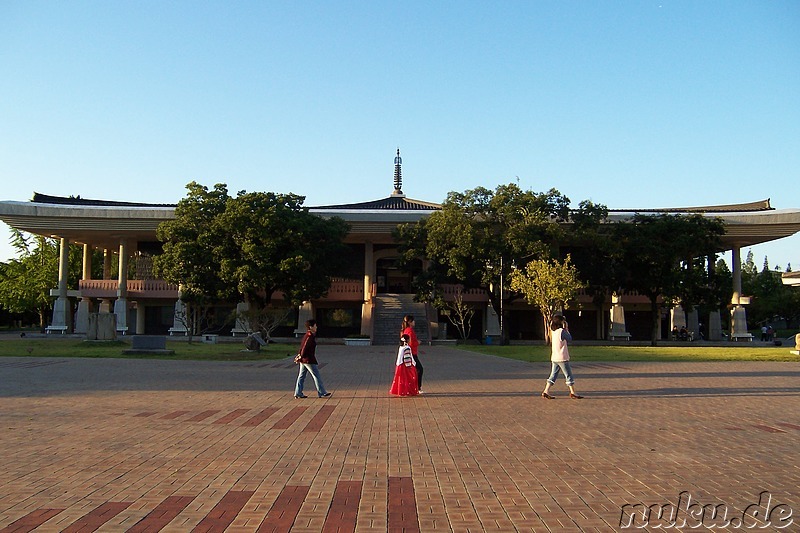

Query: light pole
[[499, 255, 504, 345]]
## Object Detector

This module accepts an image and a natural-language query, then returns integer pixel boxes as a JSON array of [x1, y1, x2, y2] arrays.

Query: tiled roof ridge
[[32, 192, 176, 208], [607, 199, 772, 213], [312, 196, 441, 211], [30, 192, 772, 214]]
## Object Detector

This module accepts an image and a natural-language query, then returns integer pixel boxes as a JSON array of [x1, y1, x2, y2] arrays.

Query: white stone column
[[113, 239, 129, 334], [49, 237, 72, 332], [135, 301, 146, 334], [361, 242, 374, 336], [75, 243, 94, 334], [99, 248, 113, 313], [730, 246, 749, 339]]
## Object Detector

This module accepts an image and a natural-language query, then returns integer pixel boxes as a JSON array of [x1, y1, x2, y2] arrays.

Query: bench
[[670, 331, 695, 341], [731, 333, 754, 342], [609, 333, 631, 341], [45, 326, 69, 335]]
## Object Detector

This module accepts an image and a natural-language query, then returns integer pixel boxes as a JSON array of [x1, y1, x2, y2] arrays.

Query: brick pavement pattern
[[0, 347, 798, 531]]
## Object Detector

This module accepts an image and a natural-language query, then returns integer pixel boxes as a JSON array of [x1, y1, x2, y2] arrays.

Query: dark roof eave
[[311, 196, 441, 211], [32, 192, 176, 208]]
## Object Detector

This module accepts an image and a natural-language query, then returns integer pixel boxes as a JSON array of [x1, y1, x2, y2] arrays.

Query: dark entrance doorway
[[376, 258, 421, 294]]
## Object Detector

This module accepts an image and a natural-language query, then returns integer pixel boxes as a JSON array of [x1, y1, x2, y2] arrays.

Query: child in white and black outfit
[[390, 334, 419, 397]]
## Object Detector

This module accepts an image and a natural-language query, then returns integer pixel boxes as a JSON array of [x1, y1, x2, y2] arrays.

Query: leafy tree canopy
[[0, 230, 87, 329], [612, 213, 725, 343], [510, 255, 585, 339], [396, 183, 572, 305], [155, 182, 351, 309]]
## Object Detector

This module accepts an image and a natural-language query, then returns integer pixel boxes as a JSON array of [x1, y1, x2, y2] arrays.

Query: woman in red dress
[[390, 334, 418, 396], [400, 314, 424, 393]]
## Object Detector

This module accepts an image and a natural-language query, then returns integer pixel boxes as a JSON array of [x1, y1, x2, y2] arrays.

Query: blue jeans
[[295, 363, 328, 396], [546, 361, 575, 386]]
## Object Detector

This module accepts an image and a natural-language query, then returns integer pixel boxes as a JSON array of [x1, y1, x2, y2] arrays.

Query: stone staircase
[[372, 294, 429, 346]]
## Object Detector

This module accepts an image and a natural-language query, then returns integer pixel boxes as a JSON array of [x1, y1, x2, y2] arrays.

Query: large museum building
[[2, 152, 799, 344]]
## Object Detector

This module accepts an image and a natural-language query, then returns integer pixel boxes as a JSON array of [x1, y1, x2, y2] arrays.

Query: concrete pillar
[[731, 246, 742, 305], [135, 302, 146, 334], [730, 246, 749, 338], [708, 310, 722, 341], [99, 248, 113, 313], [49, 237, 72, 332], [114, 239, 129, 334], [361, 242, 374, 337], [75, 243, 94, 334]]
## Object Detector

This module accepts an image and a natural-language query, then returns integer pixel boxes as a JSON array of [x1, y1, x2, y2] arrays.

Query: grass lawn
[[0, 338, 797, 363], [457, 343, 799, 362], [0, 339, 299, 361]]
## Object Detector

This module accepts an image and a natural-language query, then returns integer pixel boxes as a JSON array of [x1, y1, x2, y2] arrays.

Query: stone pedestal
[[707, 311, 722, 341], [670, 306, 686, 329], [485, 304, 500, 338], [168, 299, 188, 336], [608, 294, 630, 340], [87, 313, 117, 340], [75, 298, 93, 334], [51, 296, 72, 333], [730, 305, 752, 341], [295, 302, 314, 337]]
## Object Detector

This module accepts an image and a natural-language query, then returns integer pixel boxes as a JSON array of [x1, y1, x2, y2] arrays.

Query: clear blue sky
[[1, 1, 798, 270]]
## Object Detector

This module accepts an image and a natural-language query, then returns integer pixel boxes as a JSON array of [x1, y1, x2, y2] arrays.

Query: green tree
[[748, 261, 789, 328], [509, 255, 585, 341], [395, 183, 571, 342], [612, 213, 725, 345], [0, 230, 85, 330], [562, 200, 620, 321], [215, 190, 350, 306], [741, 250, 758, 297], [154, 182, 235, 337], [155, 182, 351, 336]]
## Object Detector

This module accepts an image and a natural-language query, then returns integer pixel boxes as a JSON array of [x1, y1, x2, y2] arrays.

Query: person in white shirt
[[541, 315, 583, 400]]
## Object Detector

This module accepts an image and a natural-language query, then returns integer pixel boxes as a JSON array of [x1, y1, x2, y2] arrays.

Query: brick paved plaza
[[1, 345, 798, 531]]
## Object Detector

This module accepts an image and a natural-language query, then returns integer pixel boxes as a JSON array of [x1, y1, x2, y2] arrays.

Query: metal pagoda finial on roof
[[392, 148, 405, 197]]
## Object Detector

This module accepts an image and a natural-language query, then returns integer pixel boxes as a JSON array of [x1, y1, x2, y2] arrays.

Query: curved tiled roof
[[609, 199, 772, 213], [32, 192, 176, 208], [312, 196, 441, 211]]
